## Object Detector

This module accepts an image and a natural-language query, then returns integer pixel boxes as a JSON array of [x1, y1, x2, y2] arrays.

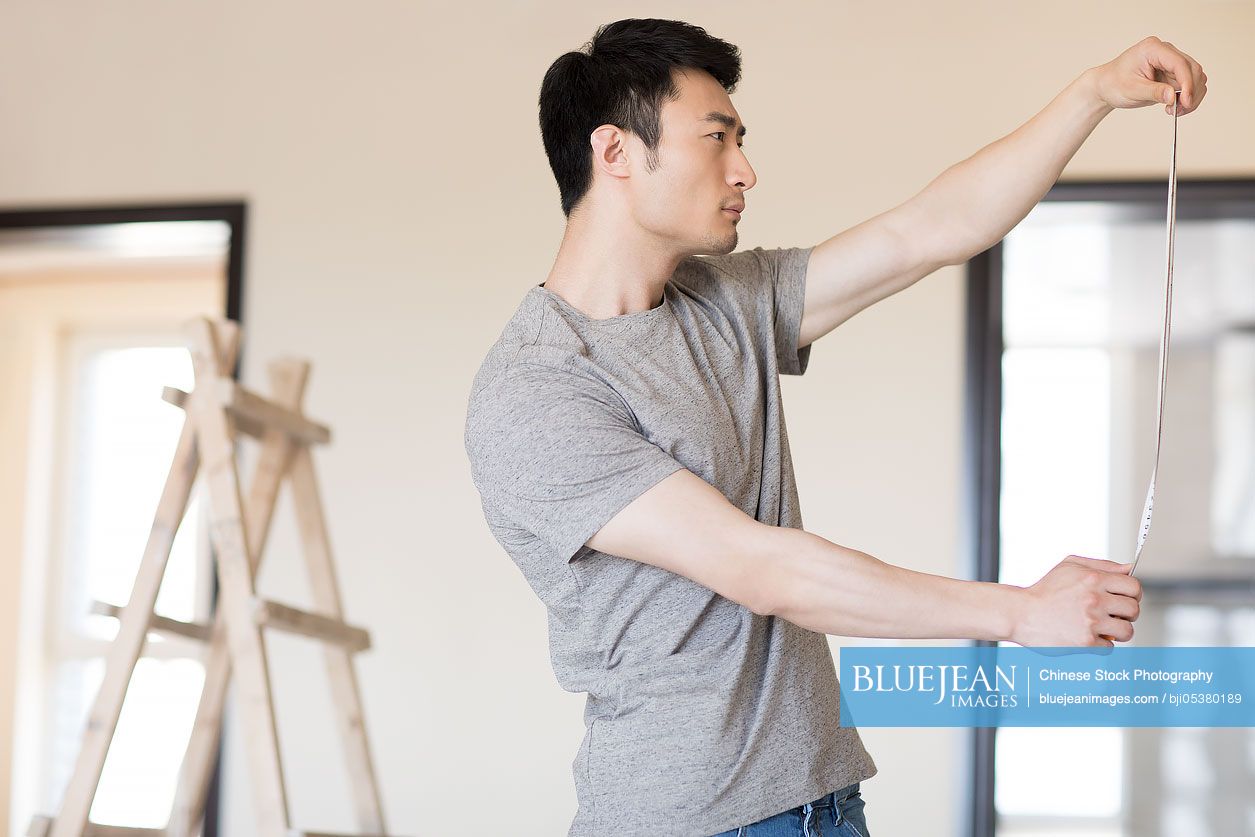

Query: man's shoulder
[[670, 247, 787, 317], [467, 291, 623, 446], [468, 291, 596, 402], [463, 306, 631, 490], [677, 246, 774, 285]]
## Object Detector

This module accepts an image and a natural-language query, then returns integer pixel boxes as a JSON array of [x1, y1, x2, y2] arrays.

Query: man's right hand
[[1010, 555, 1143, 648]]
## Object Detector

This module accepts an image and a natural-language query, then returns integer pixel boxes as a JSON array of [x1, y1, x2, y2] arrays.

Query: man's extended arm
[[588, 468, 1141, 648], [757, 525, 1140, 647], [798, 36, 1208, 348]]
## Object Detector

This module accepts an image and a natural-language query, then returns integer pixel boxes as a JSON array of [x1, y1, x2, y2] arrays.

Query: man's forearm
[[761, 526, 1020, 642], [916, 67, 1115, 266]]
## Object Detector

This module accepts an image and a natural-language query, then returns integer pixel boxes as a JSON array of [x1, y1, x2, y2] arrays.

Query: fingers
[[1180, 52, 1208, 110], [1104, 591, 1141, 621], [1146, 37, 1208, 114], [1101, 571, 1142, 601], [1061, 556, 1144, 604], [1049, 555, 1144, 646], [1148, 40, 1196, 108], [1063, 554, 1131, 573], [1098, 590, 1138, 645], [1098, 617, 1135, 643]]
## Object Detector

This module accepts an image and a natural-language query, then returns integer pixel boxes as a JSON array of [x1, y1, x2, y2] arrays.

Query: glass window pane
[[43, 657, 207, 828], [90, 658, 207, 827], [995, 728, 1123, 817], [41, 338, 210, 827], [996, 215, 1129, 833], [995, 206, 1255, 835], [64, 345, 199, 642], [1000, 347, 1110, 590], [1212, 333, 1255, 557]]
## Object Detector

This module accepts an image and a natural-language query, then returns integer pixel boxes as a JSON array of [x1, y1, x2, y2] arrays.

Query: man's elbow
[[736, 524, 797, 619], [746, 575, 776, 618], [747, 526, 853, 626]]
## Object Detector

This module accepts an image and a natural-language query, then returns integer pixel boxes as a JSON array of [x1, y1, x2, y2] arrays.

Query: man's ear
[[589, 124, 632, 180]]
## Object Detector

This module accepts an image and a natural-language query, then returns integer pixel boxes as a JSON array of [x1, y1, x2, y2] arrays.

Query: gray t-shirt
[[463, 245, 877, 836]]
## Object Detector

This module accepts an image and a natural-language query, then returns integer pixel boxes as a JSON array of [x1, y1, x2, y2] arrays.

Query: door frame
[[0, 199, 247, 837]]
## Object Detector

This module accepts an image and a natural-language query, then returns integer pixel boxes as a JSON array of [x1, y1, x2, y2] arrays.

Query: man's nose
[[731, 153, 756, 190]]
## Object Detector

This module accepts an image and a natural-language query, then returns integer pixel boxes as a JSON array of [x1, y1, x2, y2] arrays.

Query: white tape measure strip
[[1130, 90, 1180, 575]]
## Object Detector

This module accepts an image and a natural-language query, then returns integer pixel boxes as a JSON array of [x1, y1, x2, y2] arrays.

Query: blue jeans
[[710, 781, 869, 836]]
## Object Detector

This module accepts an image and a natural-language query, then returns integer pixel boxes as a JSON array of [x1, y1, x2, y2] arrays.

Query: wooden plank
[[164, 384, 329, 446], [86, 825, 166, 837], [218, 379, 330, 445], [46, 322, 240, 837], [90, 600, 212, 643], [168, 355, 309, 837], [164, 386, 265, 441], [182, 318, 290, 837], [30, 817, 166, 837], [252, 599, 370, 654], [166, 619, 229, 837], [289, 442, 387, 832]]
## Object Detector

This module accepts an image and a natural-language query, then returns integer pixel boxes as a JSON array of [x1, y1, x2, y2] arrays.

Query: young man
[[464, 18, 1207, 837]]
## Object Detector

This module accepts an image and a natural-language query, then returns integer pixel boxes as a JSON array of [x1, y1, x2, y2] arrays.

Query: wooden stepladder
[[30, 317, 400, 837]]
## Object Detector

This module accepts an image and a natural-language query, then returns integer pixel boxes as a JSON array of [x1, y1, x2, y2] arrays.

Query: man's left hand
[[1092, 36, 1208, 115]]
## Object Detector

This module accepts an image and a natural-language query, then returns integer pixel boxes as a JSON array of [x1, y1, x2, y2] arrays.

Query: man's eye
[[709, 132, 745, 148]]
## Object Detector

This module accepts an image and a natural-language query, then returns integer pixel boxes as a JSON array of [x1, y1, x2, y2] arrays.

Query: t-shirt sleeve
[[464, 363, 687, 564], [690, 245, 815, 376], [765, 245, 814, 376]]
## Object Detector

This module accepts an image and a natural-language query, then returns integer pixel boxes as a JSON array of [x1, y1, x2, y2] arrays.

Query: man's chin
[[700, 230, 738, 255]]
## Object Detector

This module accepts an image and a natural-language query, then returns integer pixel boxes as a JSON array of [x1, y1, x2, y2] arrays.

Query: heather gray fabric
[[463, 245, 877, 836]]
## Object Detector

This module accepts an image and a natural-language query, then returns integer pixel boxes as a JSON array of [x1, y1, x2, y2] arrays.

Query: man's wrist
[[1077, 66, 1116, 118], [988, 582, 1024, 644]]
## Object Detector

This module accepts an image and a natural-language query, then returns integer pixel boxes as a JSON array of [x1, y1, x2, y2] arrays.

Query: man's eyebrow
[[698, 111, 747, 137]]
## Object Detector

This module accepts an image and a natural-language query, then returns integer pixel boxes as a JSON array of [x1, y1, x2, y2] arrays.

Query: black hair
[[538, 18, 742, 218]]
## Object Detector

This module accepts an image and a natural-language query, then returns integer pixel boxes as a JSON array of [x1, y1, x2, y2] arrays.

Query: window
[[1, 205, 243, 837], [964, 182, 1255, 837], [39, 332, 213, 828]]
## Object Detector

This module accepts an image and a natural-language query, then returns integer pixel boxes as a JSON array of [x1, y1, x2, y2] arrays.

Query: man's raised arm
[[797, 35, 1208, 348]]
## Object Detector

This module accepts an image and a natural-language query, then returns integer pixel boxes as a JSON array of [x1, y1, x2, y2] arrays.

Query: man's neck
[[542, 212, 685, 320]]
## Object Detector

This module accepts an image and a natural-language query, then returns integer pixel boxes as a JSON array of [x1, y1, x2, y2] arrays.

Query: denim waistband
[[800, 780, 860, 816], [799, 781, 861, 835]]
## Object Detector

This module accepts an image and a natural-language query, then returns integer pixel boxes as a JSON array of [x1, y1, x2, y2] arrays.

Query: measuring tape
[[1128, 89, 1181, 577]]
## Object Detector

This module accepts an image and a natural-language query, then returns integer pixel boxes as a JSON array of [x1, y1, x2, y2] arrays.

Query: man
[[463, 18, 1207, 837]]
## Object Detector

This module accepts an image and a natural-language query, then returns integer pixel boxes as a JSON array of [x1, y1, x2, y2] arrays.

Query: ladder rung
[[253, 598, 371, 653], [28, 816, 166, 837], [220, 379, 331, 445], [90, 600, 213, 642], [164, 385, 262, 439], [162, 385, 331, 446]]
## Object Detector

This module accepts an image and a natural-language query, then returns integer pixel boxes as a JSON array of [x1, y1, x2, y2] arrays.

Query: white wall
[[1, 2, 1253, 835]]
